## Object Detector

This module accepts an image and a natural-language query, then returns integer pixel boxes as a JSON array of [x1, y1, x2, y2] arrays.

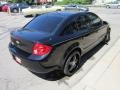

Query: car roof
[[43, 11, 88, 18]]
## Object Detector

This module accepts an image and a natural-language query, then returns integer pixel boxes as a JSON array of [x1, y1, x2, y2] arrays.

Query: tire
[[117, 5, 120, 9], [32, 14, 38, 17], [56, 9, 61, 11], [24, 15, 31, 18], [13, 9, 18, 13], [103, 31, 110, 44], [106, 5, 110, 8], [64, 50, 81, 76]]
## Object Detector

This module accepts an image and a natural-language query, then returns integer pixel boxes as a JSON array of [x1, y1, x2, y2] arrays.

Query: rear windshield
[[24, 15, 63, 33]]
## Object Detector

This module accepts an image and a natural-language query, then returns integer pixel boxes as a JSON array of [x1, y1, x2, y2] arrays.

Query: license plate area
[[14, 56, 22, 64]]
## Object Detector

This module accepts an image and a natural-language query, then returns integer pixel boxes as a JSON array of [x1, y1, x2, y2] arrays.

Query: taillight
[[32, 42, 53, 56]]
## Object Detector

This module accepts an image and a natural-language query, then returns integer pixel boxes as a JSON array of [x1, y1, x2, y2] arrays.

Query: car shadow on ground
[[31, 42, 106, 81]]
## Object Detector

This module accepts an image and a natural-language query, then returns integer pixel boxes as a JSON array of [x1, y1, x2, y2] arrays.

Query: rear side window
[[62, 22, 78, 35], [24, 15, 63, 33]]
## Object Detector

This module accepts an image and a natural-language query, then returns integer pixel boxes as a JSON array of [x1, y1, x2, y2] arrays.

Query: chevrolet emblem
[[16, 40, 20, 45]]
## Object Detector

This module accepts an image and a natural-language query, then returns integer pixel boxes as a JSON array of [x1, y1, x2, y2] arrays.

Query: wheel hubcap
[[14, 9, 17, 13], [68, 55, 78, 71], [64, 52, 81, 75]]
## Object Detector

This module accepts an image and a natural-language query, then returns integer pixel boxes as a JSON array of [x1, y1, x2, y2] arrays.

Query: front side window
[[87, 13, 102, 29], [21, 3, 28, 7], [62, 15, 90, 35]]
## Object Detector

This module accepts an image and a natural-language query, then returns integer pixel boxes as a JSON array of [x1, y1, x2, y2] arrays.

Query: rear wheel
[[56, 9, 61, 11], [64, 51, 81, 76]]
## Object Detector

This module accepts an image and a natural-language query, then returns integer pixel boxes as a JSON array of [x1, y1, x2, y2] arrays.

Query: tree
[[10, 0, 33, 4], [56, 0, 94, 5]]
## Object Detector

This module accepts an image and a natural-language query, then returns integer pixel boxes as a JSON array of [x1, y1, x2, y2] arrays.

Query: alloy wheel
[[64, 51, 81, 76], [13, 9, 18, 13]]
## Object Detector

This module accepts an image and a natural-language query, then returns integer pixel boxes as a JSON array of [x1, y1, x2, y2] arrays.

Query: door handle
[[94, 30, 98, 33]]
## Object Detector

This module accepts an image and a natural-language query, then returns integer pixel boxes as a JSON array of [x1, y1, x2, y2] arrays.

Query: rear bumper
[[9, 43, 59, 73]]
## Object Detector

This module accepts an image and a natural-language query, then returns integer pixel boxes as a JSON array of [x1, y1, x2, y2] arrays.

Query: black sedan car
[[10, 3, 29, 13], [9, 11, 110, 76], [65, 4, 89, 11]]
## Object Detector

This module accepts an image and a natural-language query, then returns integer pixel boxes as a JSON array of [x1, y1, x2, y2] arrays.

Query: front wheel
[[117, 5, 120, 9], [32, 14, 37, 17], [106, 5, 110, 8], [64, 51, 81, 76], [103, 31, 110, 44], [13, 9, 18, 13]]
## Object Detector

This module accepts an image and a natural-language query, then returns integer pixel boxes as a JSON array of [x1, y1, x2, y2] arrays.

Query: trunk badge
[[16, 40, 20, 45]]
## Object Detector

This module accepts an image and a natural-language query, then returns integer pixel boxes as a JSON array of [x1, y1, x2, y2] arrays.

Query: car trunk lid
[[10, 29, 51, 54]]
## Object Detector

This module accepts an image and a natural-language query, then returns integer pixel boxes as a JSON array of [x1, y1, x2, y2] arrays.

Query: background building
[[93, 0, 117, 5]]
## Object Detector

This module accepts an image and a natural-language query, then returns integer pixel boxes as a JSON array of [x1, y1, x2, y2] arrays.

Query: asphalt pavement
[[0, 7, 120, 90]]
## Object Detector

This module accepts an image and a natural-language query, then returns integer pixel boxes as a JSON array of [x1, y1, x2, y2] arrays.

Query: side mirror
[[103, 21, 108, 25]]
